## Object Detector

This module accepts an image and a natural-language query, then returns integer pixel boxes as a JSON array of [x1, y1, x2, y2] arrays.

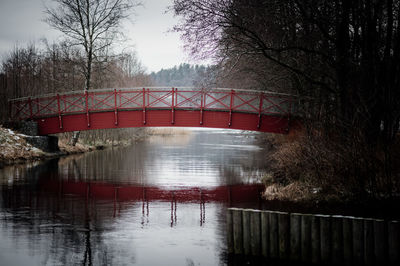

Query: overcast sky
[[0, 0, 197, 72]]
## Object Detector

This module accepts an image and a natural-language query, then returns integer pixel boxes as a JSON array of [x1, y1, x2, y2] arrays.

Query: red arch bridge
[[9, 87, 296, 135]]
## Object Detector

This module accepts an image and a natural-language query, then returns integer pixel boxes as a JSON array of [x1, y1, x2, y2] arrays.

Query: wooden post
[[388, 221, 399, 265], [364, 218, 374, 266], [261, 211, 270, 257], [373, 219, 387, 265], [352, 217, 364, 265], [290, 213, 301, 261], [311, 215, 321, 264], [227, 208, 234, 254], [232, 208, 243, 254], [300, 214, 312, 262], [319, 215, 331, 264], [269, 211, 279, 259], [250, 210, 261, 256], [343, 216, 354, 265], [242, 209, 251, 255], [331, 215, 344, 265], [278, 212, 290, 259]]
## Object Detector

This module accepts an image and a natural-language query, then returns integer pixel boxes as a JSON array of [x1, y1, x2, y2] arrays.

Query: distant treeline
[[150, 63, 211, 87]]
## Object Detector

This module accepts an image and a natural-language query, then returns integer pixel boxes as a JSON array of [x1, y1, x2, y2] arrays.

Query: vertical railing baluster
[[228, 90, 234, 127], [257, 92, 264, 129], [8, 100, 12, 120], [200, 89, 204, 125], [57, 94, 63, 129], [114, 89, 118, 125], [28, 97, 32, 120], [85, 90, 90, 127], [171, 87, 175, 124], [142, 88, 146, 125]]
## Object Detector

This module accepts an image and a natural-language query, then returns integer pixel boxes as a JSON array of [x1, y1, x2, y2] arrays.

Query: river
[[0, 129, 270, 265]]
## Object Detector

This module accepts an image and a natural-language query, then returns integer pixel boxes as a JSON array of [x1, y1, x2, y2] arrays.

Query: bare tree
[[45, 0, 139, 145], [45, 0, 139, 91]]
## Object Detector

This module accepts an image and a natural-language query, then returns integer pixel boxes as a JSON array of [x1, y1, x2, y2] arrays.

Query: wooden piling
[[373, 219, 386, 265], [352, 217, 364, 265], [388, 221, 399, 265], [242, 209, 251, 255], [250, 210, 261, 256], [363, 218, 374, 266], [278, 212, 290, 259], [261, 211, 270, 257], [331, 215, 344, 265], [232, 208, 243, 254], [290, 213, 301, 261], [342, 216, 353, 265], [311, 215, 321, 264], [300, 214, 312, 263], [227, 208, 398, 266], [269, 211, 279, 259], [318, 215, 331, 264], [227, 208, 234, 254]]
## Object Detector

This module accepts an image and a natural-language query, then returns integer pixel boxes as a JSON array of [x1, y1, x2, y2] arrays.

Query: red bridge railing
[[9, 87, 295, 123]]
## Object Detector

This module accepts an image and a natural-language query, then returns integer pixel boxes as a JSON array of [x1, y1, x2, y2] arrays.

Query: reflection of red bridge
[[9, 88, 295, 135], [40, 179, 264, 203]]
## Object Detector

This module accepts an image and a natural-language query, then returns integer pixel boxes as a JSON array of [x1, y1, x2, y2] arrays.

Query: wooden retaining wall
[[227, 208, 400, 265]]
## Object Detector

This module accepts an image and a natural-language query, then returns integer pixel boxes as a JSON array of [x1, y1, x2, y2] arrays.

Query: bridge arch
[[9, 87, 295, 135]]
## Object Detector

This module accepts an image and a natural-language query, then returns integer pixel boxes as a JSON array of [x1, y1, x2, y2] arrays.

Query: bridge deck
[[9, 88, 295, 134]]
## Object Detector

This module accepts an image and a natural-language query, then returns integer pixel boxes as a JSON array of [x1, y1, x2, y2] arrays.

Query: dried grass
[[263, 126, 400, 202]]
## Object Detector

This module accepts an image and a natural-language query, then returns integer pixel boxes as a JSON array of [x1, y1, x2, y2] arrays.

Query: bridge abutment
[[4, 120, 60, 153]]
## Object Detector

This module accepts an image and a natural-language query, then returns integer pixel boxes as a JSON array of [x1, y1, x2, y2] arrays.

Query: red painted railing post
[[28, 97, 33, 120], [57, 94, 63, 129], [257, 92, 264, 129], [85, 90, 90, 127], [35, 98, 39, 117], [171, 87, 175, 124], [142, 88, 146, 125], [287, 99, 292, 132], [228, 90, 234, 127], [114, 89, 118, 125], [8, 100, 12, 120], [200, 90, 204, 125]]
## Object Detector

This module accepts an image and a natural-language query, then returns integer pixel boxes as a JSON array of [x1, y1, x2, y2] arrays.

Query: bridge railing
[[8, 87, 295, 120]]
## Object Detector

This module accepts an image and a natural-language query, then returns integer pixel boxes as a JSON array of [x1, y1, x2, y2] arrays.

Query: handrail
[[9, 87, 296, 122], [8, 87, 296, 102]]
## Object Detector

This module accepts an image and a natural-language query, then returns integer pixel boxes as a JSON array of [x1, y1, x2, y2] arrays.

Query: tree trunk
[[70, 131, 81, 146]]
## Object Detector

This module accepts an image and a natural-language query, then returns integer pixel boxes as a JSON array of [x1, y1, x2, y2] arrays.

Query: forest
[[172, 0, 400, 200]]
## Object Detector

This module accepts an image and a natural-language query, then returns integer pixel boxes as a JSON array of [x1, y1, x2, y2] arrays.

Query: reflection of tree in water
[[0, 131, 267, 265], [58, 143, 148, 184], [0, 161, 136, 265], [56, 130, 267, 186]]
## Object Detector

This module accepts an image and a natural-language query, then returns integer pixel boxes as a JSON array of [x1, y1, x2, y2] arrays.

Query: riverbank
[[0, 126, 194, 168], [259, 131, 400, 220], [0, 125, 98, 168]]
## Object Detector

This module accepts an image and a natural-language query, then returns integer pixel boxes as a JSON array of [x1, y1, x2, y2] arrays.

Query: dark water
[[0, 129, 269, 266]]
